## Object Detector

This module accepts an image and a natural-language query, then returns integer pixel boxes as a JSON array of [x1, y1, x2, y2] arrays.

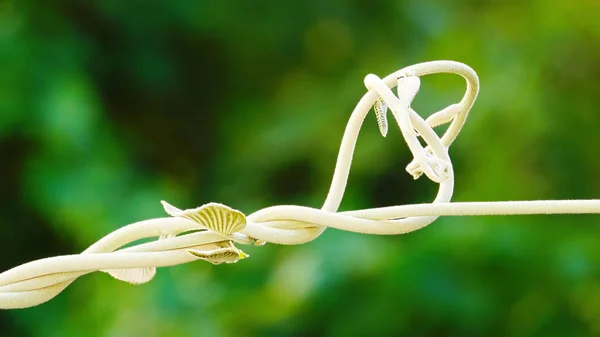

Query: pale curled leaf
[[187, 241, 248, 265], [161, 200, 184, 218], [373, 97, 388, 137], [101, 234, 170, 284], [397, 75, 421, 107], [102, 267, 156, 285], [161, 200, 246, 235]]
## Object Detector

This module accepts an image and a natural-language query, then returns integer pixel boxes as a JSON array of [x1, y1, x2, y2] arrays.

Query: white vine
[[1, 60, 598, 310]]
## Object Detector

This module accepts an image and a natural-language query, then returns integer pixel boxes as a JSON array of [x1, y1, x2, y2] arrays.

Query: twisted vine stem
[[2, 60, 599, 309]]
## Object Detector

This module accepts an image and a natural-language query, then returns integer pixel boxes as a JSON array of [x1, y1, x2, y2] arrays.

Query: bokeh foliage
[[1, 0, 600, 336]]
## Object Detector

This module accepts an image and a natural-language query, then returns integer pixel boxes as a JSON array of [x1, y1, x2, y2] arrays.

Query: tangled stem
[[1, 60, 598, 309]]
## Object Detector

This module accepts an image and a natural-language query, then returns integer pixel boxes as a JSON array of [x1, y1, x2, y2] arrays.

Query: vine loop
[[3, 60, 597, 310]]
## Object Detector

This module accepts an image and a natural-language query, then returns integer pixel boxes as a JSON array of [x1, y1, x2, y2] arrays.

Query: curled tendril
[[1, 60, 599, 309]]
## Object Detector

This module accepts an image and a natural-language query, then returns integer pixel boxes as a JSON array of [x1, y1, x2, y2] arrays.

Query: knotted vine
[[1, 60, 599, 309]]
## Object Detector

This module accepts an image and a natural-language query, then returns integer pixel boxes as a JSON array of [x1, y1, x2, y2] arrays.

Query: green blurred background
[[1, 0, 600, 336]]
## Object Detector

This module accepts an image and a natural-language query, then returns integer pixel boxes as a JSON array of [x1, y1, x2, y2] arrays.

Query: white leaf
[[161, 200, 246, 235], [397, 75, 421, 107], [373, 97, 388, 137], [102, 267, 156, 285]]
